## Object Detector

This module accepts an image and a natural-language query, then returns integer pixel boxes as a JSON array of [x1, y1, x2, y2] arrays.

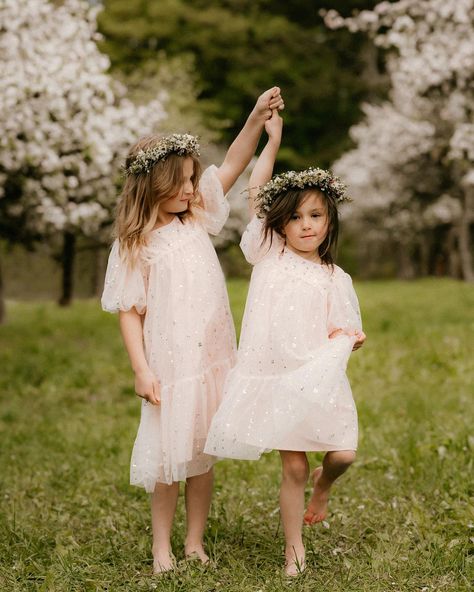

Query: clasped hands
[[251, 86, 285, 121]]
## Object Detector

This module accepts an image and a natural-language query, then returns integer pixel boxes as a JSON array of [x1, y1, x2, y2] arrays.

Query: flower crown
[[125, 133, 200, 176], [255, 167, 351, 216]]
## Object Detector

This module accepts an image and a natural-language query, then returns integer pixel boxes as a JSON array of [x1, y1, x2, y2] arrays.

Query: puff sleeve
[[101, 240, 148, 315], [327, 269, 362, 335], [239, 215, 284, 266], [198, 165, 230, 235]]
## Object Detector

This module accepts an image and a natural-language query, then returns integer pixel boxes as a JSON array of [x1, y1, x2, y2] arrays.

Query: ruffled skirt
[[204, 336, 358, 460], [130, 358, 233, 490]]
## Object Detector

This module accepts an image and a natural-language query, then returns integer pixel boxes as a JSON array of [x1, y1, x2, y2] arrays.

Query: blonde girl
[[101, 88, 285, 573]]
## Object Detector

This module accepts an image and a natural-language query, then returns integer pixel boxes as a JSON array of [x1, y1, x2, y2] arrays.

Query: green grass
[[0, 279, 473, 591]]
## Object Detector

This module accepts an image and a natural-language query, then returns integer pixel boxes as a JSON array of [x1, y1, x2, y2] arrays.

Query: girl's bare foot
[[184, 543, 209, 565], [284, 545, 306, 577], [152, 550, 176, 574], [304, 467, 330, 525]]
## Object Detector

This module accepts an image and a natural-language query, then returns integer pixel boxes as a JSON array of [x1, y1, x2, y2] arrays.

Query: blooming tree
[[0, 0, 167, 314], [325, 0, 474, 280]]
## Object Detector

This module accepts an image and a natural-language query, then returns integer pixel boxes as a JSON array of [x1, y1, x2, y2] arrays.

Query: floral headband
[[255, 167, 351, 217], [125, 133, 200, 176]]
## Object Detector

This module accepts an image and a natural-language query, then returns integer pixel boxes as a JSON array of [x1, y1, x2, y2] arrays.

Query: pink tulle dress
[[101, 166, 236, 491], [205, 216, 362, 460]]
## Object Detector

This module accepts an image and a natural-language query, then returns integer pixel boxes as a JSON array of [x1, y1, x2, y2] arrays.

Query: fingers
[[329, 329, 366, 350], [352, 331, 367, 351], [149, 379, 161, 405], [266, 86, 280, 98], [135, 379, 161, 406], [260, 86, 284, 115], [137, 390, 160, 405], [268, 108, 283, 122], [269, 96, 285, 111], [269, 89, 284, 111]]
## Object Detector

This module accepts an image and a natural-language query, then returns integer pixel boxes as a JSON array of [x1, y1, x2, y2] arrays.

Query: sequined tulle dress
[[102, 166, 236, 490], [205, 216, 362, 460]]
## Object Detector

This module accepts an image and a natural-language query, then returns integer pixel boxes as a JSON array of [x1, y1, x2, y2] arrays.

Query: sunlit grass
[[0, 279, 473, 591]]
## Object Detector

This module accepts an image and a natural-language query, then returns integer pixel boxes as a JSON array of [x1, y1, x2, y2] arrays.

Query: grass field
[[0, 279, 473, 591]]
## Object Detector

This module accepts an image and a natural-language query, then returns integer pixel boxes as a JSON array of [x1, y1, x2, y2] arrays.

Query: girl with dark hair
[[205, 110, 366, 576]]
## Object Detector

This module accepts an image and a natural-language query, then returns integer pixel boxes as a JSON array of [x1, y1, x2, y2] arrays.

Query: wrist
[[247, 109, 267, 126], [267, 136, 281, 149], [133, 363, 151, 375]]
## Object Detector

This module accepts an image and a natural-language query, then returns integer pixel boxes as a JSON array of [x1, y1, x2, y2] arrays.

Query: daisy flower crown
[[125, 133, 200, 176], [255, 167, 351, 217]]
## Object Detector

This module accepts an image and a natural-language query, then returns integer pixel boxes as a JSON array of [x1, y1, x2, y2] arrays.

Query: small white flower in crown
[[256, 167, 351, 217], [125, 133, 200, 176]]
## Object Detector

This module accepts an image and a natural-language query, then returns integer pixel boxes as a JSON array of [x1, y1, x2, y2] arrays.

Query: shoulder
[[199, 165, 220, 186], [329, 264, 352, 281], [325, 265, 354, 291]]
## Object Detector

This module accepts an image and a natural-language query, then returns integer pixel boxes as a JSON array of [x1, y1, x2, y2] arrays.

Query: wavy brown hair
[[114, 135, 202, 265], [262, 189, 339, 267]]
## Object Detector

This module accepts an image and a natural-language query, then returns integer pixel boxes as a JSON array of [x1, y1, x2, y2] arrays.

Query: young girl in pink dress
[[101, 88, 285, 573], [205, 111, 366, 576]]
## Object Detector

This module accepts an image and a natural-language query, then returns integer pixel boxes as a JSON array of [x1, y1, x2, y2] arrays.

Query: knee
[[282, 455, 309, 484], [331, 450, 356, 469]]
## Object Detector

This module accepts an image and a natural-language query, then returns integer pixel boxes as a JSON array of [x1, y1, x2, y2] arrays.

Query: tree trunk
[[457, 188, 474, 282], [418, 232, 430, 277], [396, 241, 416, 279], [0, 253, 5, 324], [445, 226, 460, 278], [59, 231, 76, 307]]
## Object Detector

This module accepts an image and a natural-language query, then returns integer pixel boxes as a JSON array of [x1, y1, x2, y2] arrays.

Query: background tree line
[[1, 0, 472, 323], [98, 0, 388, 169]]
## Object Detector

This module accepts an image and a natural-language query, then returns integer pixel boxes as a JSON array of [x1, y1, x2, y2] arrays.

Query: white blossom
[[327, 0, 474, 270], [0, 0, 167, 239]]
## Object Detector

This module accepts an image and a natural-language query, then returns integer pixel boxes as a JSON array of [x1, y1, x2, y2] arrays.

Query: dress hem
[[207, 443, 357, 462]]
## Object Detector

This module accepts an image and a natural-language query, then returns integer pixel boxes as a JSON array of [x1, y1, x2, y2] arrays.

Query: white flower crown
[[256, 167, 351, 216], [125, 133, 200, 175]]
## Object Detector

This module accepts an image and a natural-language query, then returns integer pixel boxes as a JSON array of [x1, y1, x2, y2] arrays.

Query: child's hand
[[329, 329, 345, 340], [251, 87, 285, 122], [329, 329, 366, 351], [135, 368, 161, 405], [352, 331, 366, 351], [265, 109, 283, 142]]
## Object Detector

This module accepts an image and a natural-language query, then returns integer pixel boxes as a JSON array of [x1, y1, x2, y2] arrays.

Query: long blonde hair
[[114, 135, 202, 265]]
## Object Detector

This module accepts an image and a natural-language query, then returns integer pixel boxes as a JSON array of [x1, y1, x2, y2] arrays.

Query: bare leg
[[184, 468, 214, 563], [304, 450, 355, 525], [151, 481, 179, 573], [279, 451, 309, 576]]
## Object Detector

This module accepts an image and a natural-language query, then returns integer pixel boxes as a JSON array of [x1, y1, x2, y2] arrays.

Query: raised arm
[[248, 109, 283, 217], [119, 309, 161, 405], [216, 87, 284, 195]]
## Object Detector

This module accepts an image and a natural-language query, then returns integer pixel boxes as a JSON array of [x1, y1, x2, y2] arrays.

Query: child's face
[[160, 157, 195, 215], [282, 192, 328, 261]]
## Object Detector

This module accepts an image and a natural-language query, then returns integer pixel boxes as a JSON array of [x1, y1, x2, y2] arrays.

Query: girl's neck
[[285, 243, 322, 265], [153, 211, 176, 230]]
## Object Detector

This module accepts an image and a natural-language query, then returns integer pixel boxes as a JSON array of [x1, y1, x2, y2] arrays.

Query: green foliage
[[1, 279, 473, 590], [99, 0, 388, 169]]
